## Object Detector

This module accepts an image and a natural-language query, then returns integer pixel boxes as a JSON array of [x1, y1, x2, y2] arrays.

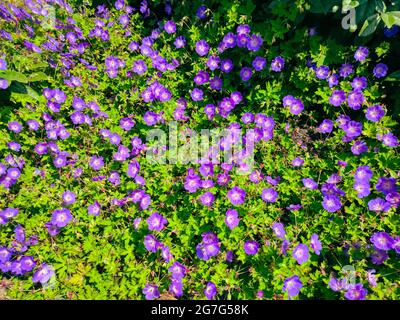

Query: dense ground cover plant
[[0, 0, 399, 300]]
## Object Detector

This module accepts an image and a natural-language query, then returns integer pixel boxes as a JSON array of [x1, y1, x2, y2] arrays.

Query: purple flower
[[368, 198, 391, 212], [382, 132, 398, 147], [292, 244, 309, 264], [310, 234, 322, 255], [127, 160, 140, 178], [353, 181, 371, 198], [144, 234, 160, 253], [244, 240, 259, 255], [225, 209, 240, 230], [32, 263, 54, 284], [221, 59, 234, 73], [143, 111, 160, 126], [184, 172, 201, 193], [209, 77, 222, 91], [384, 25, 399, 37], [26, 119, 40, 131], [393, 237, 400, 254], [8, 121, 23, 133], [194, 70, 210, 85], [322, 195, 341, 213], [315, 65, 330, 79], [206, 55, 220, 71], [88, 201, 101, 216], [195, 40, 209, 56], [329, 90, 346, 106], [0, 79, 9, 89], [366, 269, 378, 287], [344, 284, 367, 300], [199, 192, 215, 207], [174, 35, 186, 48], [283, 96, 304, 115], [0, 58, 6, 70], [89, 156, 104, 170], [128, 40, 139, 51], [169, 280, 183, 297], [20, 256, 36, 272], [354, 47, 369, 62], [161, 245, 173, 263], [227, 186, 246, 206], [370, 232, 394, 251], [62, 190, 76, 205], [366, 105, 385, 122], [386, 192, 400, 209], [354, 165, 373, 182], [237, 24, 251, 35], [201, 242, 221, 260], [7, 167, 20, 180], [204, 282, 217, 300], [376, 177, 397, 195], [261, 188, 278, 203], [196, 232, 220, 261], [7, 141, 21, 152], [328, 277, 347, 292], [249, 170, 263, 184], [373, 63, 388, 78], [140, 194, 152, 210], [190, 88, 203, 101], [196, 5, 207, 19], [147, 212, 168, 231], [371, 249, 389, 265], [0, 247, 11, 263], [351, 76, 367, 91], [247, 34, 263, 52], [283, 275, 302, 297], [169, 261, 186, 279], [164, 20, 176, 34], [143, 284, 160, 300], [351, 140, 368, 155], [50, 208, 73, 228], [133, 60, 147, 75], [347, 91, 365, 110], [318, 119, 333, 133], [222, 32, 236, 48], [45, 222, 60, 237], [271, 56, 285, 72], [291, 157, 304, 167], [231, 92, 243, 105], [302, 178, 318, 190], [242, 112, 254, 124], [328, 74, 339, 87], [342, 120, 362, 138], [272, 222, 286, 239], [240, 67, 252, 82], [226, 250, 234, 263], [340, 63, 354, 78], [252, 56, 266, 71]]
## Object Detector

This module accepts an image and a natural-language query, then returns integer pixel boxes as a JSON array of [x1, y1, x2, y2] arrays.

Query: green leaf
[[381, 11, 400, 28], [358, 14, 381, 36], [385, 70, 400, 81], [375, 0, 386, 13], [28, 72, 49, 82], [355, 0, 377, 25], [342, 0, 360, 11], [0, 70, 28, 83]]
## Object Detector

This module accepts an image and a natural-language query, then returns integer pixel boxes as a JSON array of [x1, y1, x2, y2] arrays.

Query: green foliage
[[0, 0, 399, 301]]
